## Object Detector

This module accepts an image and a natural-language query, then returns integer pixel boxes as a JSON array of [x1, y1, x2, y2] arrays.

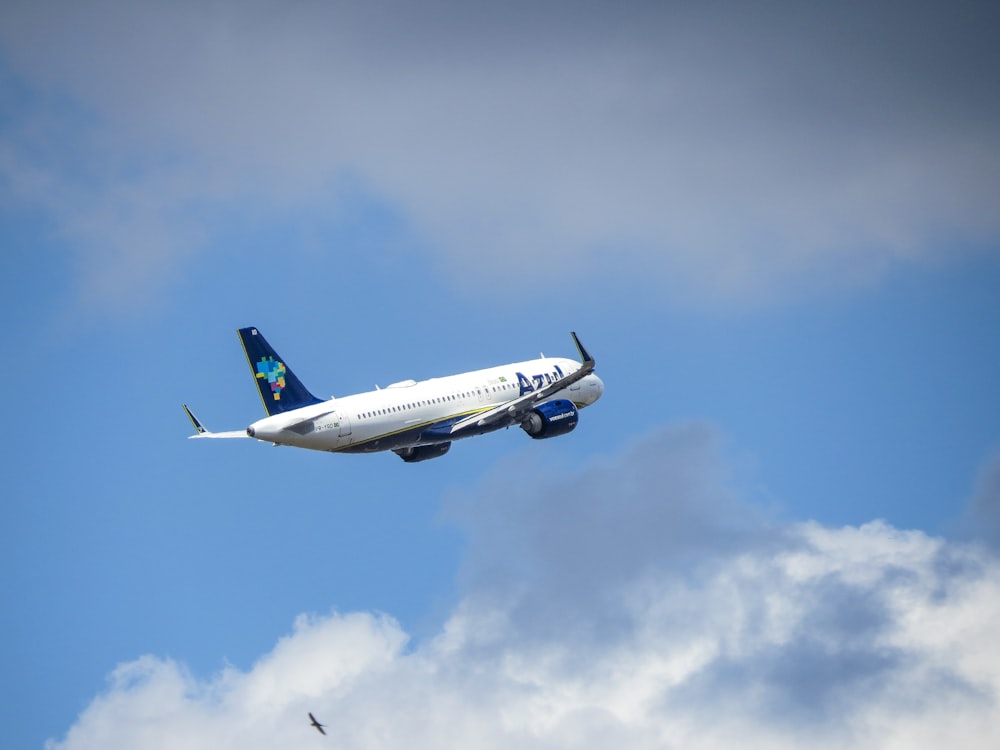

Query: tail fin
[[238, 327, 324, 416]]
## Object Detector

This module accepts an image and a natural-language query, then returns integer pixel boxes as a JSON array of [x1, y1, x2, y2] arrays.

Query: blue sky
[[3, 2, 1000, 748]]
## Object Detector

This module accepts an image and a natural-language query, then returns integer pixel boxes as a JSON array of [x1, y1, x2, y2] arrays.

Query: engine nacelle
[[520, 399, 579, 439], [394, 442, 452, 462]]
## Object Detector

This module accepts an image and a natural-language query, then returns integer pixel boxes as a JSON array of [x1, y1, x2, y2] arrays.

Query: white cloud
[[2, 1, 999, 311], [48, 426, 1000, 749]]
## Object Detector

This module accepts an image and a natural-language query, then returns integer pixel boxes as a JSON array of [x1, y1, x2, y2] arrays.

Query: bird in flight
[[309, 712, 327, 735]]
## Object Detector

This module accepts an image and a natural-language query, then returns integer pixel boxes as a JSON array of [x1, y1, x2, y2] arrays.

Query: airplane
[[308, 712, 327, 735], [183, 327, 604, 462]]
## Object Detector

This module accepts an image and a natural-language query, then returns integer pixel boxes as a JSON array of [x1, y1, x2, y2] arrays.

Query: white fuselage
[[247, 356, 604, 454]]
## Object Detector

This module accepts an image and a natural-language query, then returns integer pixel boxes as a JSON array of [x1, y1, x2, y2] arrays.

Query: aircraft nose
[[586, 373, 605, 404]]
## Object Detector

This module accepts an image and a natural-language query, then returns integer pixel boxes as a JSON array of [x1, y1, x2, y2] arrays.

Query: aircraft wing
[[448, 332, 595, 436]]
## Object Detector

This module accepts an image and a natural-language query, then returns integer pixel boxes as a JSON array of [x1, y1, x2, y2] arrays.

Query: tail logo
[[255, 356, 287, 401]]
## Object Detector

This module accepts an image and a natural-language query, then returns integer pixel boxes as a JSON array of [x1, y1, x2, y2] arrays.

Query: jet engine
[[394, 442, 452, 462], [520, 399, 579, 439]]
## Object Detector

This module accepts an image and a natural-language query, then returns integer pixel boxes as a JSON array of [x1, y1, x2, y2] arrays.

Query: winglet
[[183, 404, 207, 434], [571, 331, 594, 365]]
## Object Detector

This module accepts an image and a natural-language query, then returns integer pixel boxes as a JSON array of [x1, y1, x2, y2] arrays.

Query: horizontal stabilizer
[[183, 404, 249, 439]]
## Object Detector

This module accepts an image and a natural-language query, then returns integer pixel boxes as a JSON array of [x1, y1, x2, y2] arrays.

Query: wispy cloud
[[3, 1, 999, 311], [48, 426, 1000, 749]]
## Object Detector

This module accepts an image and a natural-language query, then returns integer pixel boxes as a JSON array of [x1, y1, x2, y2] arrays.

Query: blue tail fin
[[238, 327, 324, 416]]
